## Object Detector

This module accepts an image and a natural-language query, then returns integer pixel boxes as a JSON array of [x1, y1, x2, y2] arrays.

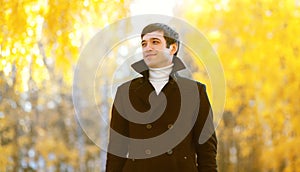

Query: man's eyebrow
[[142, 37, 161, 42], [150, 37, 161, 40]]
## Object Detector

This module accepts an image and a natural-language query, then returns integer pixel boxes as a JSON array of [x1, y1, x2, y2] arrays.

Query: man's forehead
[[142, 31, 164, 40]]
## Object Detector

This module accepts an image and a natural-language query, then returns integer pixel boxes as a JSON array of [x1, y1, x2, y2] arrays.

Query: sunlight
[[130, 0, 178, 16]]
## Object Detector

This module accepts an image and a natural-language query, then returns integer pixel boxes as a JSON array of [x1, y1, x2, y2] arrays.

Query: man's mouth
[[145, 54, 156, 58]]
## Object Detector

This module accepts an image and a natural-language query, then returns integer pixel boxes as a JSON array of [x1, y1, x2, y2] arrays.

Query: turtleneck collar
[[131, 56, 186, 77], [149, 63, 174, 82]]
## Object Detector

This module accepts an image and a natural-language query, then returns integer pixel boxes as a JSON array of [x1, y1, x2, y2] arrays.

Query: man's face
[[141, 31, 177, 68]]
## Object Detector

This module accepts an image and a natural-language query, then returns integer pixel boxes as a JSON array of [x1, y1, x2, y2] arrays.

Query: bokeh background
[[1, 0, 299, 171]]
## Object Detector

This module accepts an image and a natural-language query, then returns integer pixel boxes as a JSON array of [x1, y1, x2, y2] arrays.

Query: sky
[[130, 0, 181, 16]]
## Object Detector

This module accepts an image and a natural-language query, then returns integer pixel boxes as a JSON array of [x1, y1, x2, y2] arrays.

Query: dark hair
[[141, 23, 180, 56]]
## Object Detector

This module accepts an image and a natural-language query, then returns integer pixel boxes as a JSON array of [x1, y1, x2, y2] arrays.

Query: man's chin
[[145, 59, 164, 68], [144, 61, 156, 68]]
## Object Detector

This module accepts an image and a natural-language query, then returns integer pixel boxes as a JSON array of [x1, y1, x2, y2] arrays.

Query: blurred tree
[[176, 0, 300, 171], [0, 0, 131, 171]]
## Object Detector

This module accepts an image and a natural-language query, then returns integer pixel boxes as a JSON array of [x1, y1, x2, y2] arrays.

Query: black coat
[[106, 57, 217, 172]]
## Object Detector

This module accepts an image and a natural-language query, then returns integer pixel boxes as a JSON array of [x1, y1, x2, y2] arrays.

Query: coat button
[[184, 156, 187, 159], [167, 124, 173, 129], [145, 149, 151, 155], [146, 124, 152, 129], [167, 150, 173, 155]]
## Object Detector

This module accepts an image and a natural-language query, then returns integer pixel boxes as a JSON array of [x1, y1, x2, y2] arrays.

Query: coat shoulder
[[177, 76, 206, 90], [116, 77, 145, 90]]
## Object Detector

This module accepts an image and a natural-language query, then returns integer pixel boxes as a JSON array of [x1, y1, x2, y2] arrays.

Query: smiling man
[[106, 23, 218, 172], [141, 30, 176, 68]]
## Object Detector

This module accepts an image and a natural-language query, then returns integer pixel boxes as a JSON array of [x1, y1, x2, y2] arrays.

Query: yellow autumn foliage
[[0, 0, 131, 171], [179, 0, 300, 171]]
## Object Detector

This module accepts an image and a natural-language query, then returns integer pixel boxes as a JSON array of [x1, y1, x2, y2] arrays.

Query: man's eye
[[153, 40, 160, 44], [141, 43, 146, 47]]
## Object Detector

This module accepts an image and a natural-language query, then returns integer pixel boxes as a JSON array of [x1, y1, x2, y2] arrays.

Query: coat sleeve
[[193, 84, 218, 172], [106, 87, 129, 172]]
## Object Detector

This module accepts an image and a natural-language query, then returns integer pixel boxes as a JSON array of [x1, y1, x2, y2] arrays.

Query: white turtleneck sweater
[[149, 63, 174, 95]]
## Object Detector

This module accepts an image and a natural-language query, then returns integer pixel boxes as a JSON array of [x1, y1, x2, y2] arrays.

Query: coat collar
[[131, 56, 186, 76]]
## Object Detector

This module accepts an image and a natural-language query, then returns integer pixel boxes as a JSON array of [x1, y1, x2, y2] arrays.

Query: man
[[106, 23, 217, 172]]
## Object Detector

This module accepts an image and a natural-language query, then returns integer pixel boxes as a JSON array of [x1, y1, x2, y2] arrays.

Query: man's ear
[[170, 43, 178, 55]]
